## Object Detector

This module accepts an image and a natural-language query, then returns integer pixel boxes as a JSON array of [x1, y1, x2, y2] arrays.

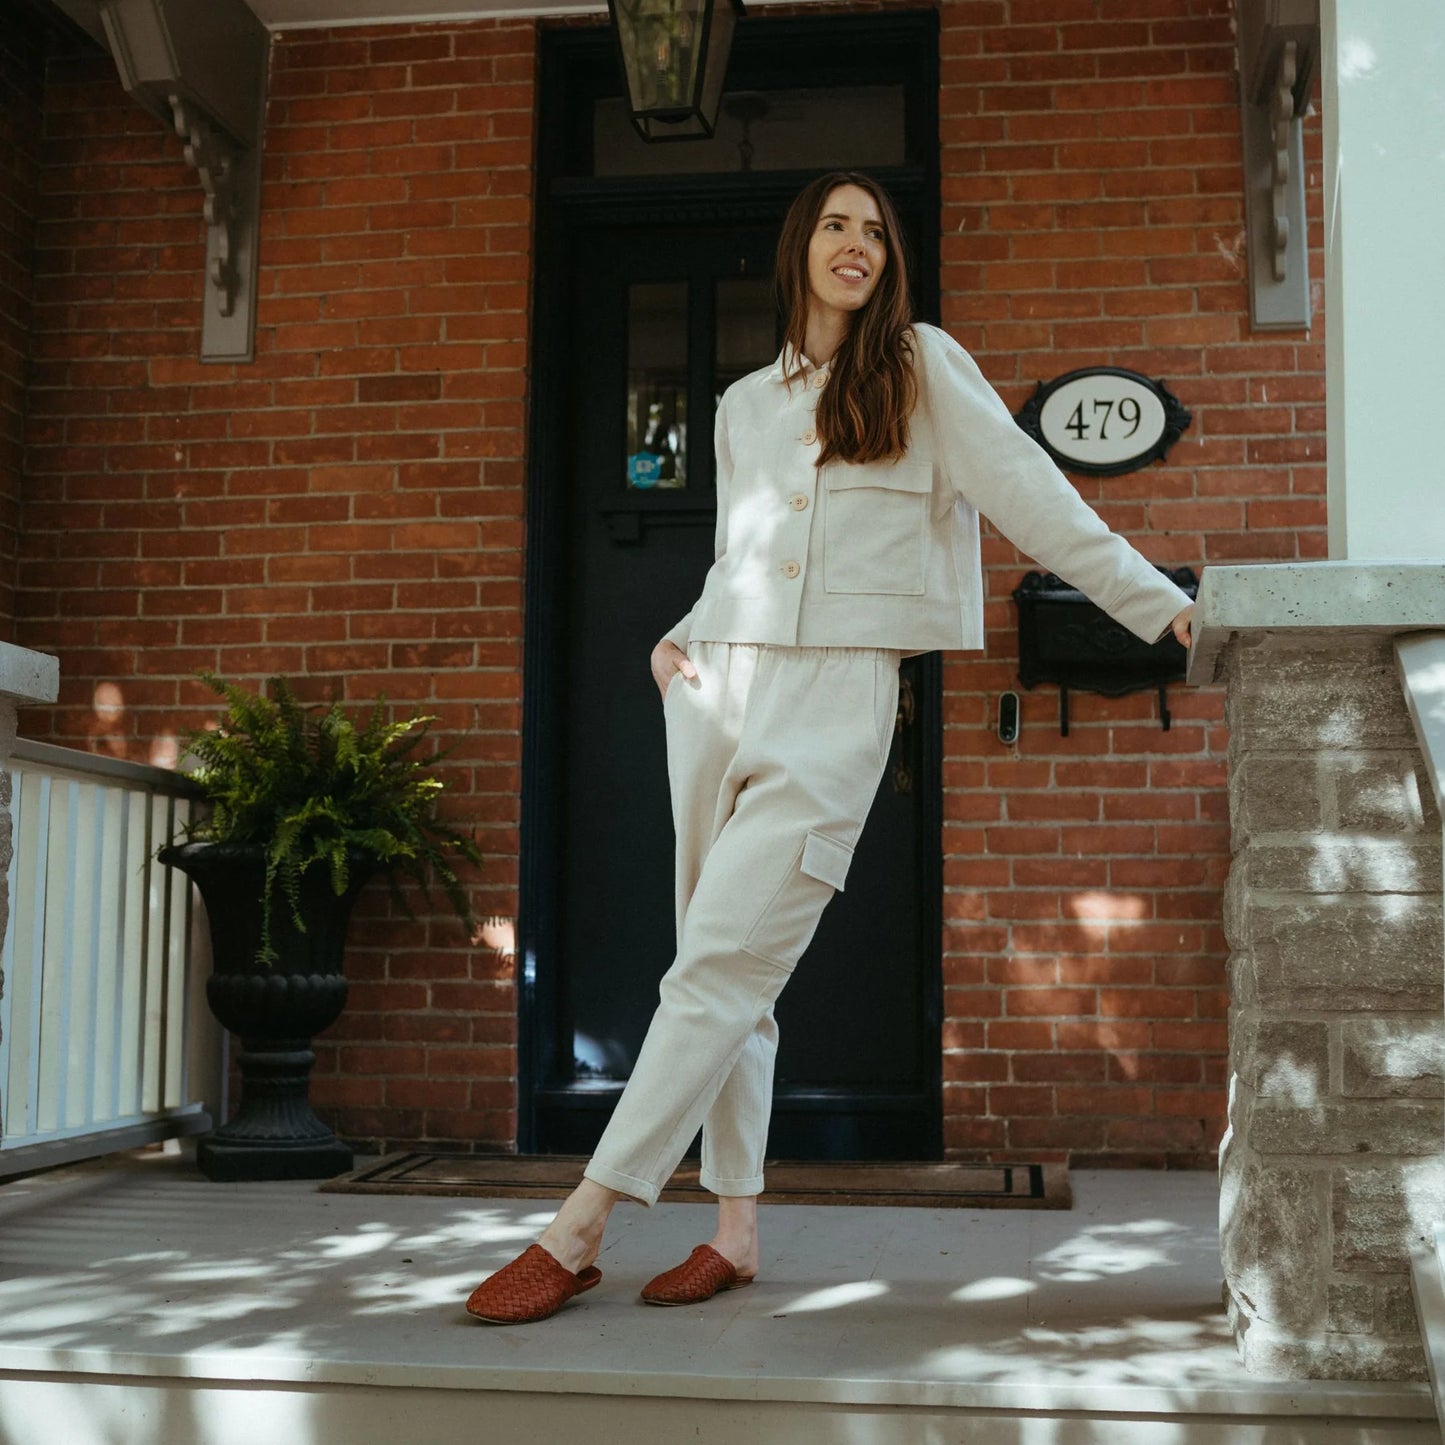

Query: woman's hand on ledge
[[1170, 603, 1195, 649], [652, 639, 698, 701]]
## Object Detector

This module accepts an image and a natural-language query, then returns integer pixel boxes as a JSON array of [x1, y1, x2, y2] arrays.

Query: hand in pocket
[[651, 639, 697, 702]]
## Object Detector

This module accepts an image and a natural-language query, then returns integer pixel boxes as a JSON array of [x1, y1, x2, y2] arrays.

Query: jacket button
[[781, 560, 800, 578], [801, 428, 817, 445], [789, 493, 809, 511]]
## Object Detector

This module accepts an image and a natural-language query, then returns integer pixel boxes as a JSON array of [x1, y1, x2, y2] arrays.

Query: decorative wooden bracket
[[1266, 41, 1301, 284], [98, 0, 268, 362], [169, 97, 242, 318], [1237, 0, 1319, 331]]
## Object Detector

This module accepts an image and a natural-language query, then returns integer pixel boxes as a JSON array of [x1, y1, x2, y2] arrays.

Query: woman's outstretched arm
[[917, 324, 1193, 647]]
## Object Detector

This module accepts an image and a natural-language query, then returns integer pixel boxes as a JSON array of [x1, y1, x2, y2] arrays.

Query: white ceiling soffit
[[52, 0, 818, 41], [251, 0, 605, 22], [250, 0, 813, 27]]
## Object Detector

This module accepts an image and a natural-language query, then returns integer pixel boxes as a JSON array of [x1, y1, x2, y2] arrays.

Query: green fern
[[167, 672, 484, 967]]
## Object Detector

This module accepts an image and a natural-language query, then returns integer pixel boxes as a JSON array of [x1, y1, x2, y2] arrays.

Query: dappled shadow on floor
[[0, 1155, 1235, 1389]]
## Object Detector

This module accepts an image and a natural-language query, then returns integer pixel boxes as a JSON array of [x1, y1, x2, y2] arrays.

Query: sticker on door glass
[[626, 282, 688, 490]]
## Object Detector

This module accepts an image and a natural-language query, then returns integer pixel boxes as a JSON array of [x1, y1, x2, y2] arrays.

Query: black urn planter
[[158, 841, 375, 1182]]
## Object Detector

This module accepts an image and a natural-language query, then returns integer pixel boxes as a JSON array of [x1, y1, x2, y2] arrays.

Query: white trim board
[[0, 1376, 1437, 1445]]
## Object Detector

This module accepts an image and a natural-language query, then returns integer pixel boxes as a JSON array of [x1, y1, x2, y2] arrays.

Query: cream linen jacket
[[662, 321, 1192, 660]]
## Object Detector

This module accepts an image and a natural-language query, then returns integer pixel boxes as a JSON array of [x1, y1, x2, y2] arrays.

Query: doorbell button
[[998, 691, 1020, 745]]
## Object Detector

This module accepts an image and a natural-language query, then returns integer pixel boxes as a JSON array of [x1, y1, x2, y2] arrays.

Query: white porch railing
[[0, 740, 220, 1179]]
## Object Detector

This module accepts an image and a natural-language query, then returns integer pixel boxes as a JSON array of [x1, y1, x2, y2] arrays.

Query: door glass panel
[[625, 281, 688, 491], [716, 278, 777, 400], [595, 86, 906, 177]]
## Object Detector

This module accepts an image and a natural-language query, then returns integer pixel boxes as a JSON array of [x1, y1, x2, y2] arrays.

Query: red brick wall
[[19, 21, 536, 1151], [938, 0, 1324, 1165], [12, 0, 1327, 1165], [0, 6, 47, 640]]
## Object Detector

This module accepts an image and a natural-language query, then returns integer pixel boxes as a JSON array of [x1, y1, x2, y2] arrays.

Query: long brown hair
[[774, 170, 918, 466]]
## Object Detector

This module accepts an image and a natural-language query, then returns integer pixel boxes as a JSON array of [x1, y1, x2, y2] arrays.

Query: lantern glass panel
[[695, 0, 737, 134], [612, 0, 709, 124]]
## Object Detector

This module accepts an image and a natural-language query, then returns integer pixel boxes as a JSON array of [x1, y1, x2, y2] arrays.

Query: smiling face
[[806, 183, 888, 320]]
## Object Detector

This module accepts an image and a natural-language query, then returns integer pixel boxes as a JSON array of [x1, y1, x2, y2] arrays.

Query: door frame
[[518, 10, 945, 1156]]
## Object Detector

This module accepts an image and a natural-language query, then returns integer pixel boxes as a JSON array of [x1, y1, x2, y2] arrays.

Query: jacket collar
[[768, 341, 829, 384]]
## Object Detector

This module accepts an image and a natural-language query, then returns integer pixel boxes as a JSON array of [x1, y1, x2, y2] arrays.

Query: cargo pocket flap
[[800, 829, 854, 892], [823, 459, 932, 493]]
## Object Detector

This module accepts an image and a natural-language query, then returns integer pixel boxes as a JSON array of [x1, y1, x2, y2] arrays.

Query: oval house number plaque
[[1014, 367, 1191, 477]]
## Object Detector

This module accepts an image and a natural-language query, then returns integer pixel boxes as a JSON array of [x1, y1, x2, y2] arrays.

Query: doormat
[[320, 1153, 1070, 1209]]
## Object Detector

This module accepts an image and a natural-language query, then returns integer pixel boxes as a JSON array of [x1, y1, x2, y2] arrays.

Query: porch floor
[[0, 1144, 1434, 1444]]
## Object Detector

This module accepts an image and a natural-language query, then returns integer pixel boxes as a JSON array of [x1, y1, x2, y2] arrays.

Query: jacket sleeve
[[660, 390, 732, 652], [918, 325, 1192, 645]]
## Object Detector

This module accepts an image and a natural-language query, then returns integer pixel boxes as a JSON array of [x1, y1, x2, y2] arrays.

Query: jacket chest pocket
[[821, 458, 931, 596]]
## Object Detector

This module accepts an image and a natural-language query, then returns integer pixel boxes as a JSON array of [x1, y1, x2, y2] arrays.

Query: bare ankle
[[716, 1196, 759, 1233], [537, 1180, 621, 1269], [709, 1195, 761, 1273]]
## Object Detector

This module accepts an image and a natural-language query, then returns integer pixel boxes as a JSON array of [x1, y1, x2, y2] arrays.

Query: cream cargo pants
[[583, 640, 902, 1206]]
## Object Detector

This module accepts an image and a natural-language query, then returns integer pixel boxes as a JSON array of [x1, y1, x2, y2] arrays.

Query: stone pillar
[[0, 643, 61, 1133], [1192, 563, 1445, 1378], [1321, 0, 1445, 559]]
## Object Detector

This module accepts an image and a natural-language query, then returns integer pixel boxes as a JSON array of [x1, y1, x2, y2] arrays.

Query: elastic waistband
[[699, 640, 901, 661]]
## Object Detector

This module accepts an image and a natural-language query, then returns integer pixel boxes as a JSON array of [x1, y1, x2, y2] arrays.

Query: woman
[[465, 171, 1195, 1324]]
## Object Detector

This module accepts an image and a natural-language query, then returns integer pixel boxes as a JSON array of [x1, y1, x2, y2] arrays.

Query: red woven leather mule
[[465, 1243, 602, 1324], [640, 1244, 756, 1306]]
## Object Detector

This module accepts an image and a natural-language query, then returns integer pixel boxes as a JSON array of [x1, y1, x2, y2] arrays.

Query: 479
[[1064, 397, 1143, 442]]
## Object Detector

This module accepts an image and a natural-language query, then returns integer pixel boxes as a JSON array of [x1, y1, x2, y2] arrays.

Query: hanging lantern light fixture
[[607, 0, 745, 142]]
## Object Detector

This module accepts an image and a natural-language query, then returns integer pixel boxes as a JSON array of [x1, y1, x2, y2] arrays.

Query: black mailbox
[[1011, 566, 1198, 736]]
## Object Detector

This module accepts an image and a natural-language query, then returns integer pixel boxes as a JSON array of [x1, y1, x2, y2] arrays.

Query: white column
[[1322, 0, 1445, 560]]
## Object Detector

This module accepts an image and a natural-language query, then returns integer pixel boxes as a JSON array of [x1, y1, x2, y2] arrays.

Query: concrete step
[[0, 1147, 1434, 1444]]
